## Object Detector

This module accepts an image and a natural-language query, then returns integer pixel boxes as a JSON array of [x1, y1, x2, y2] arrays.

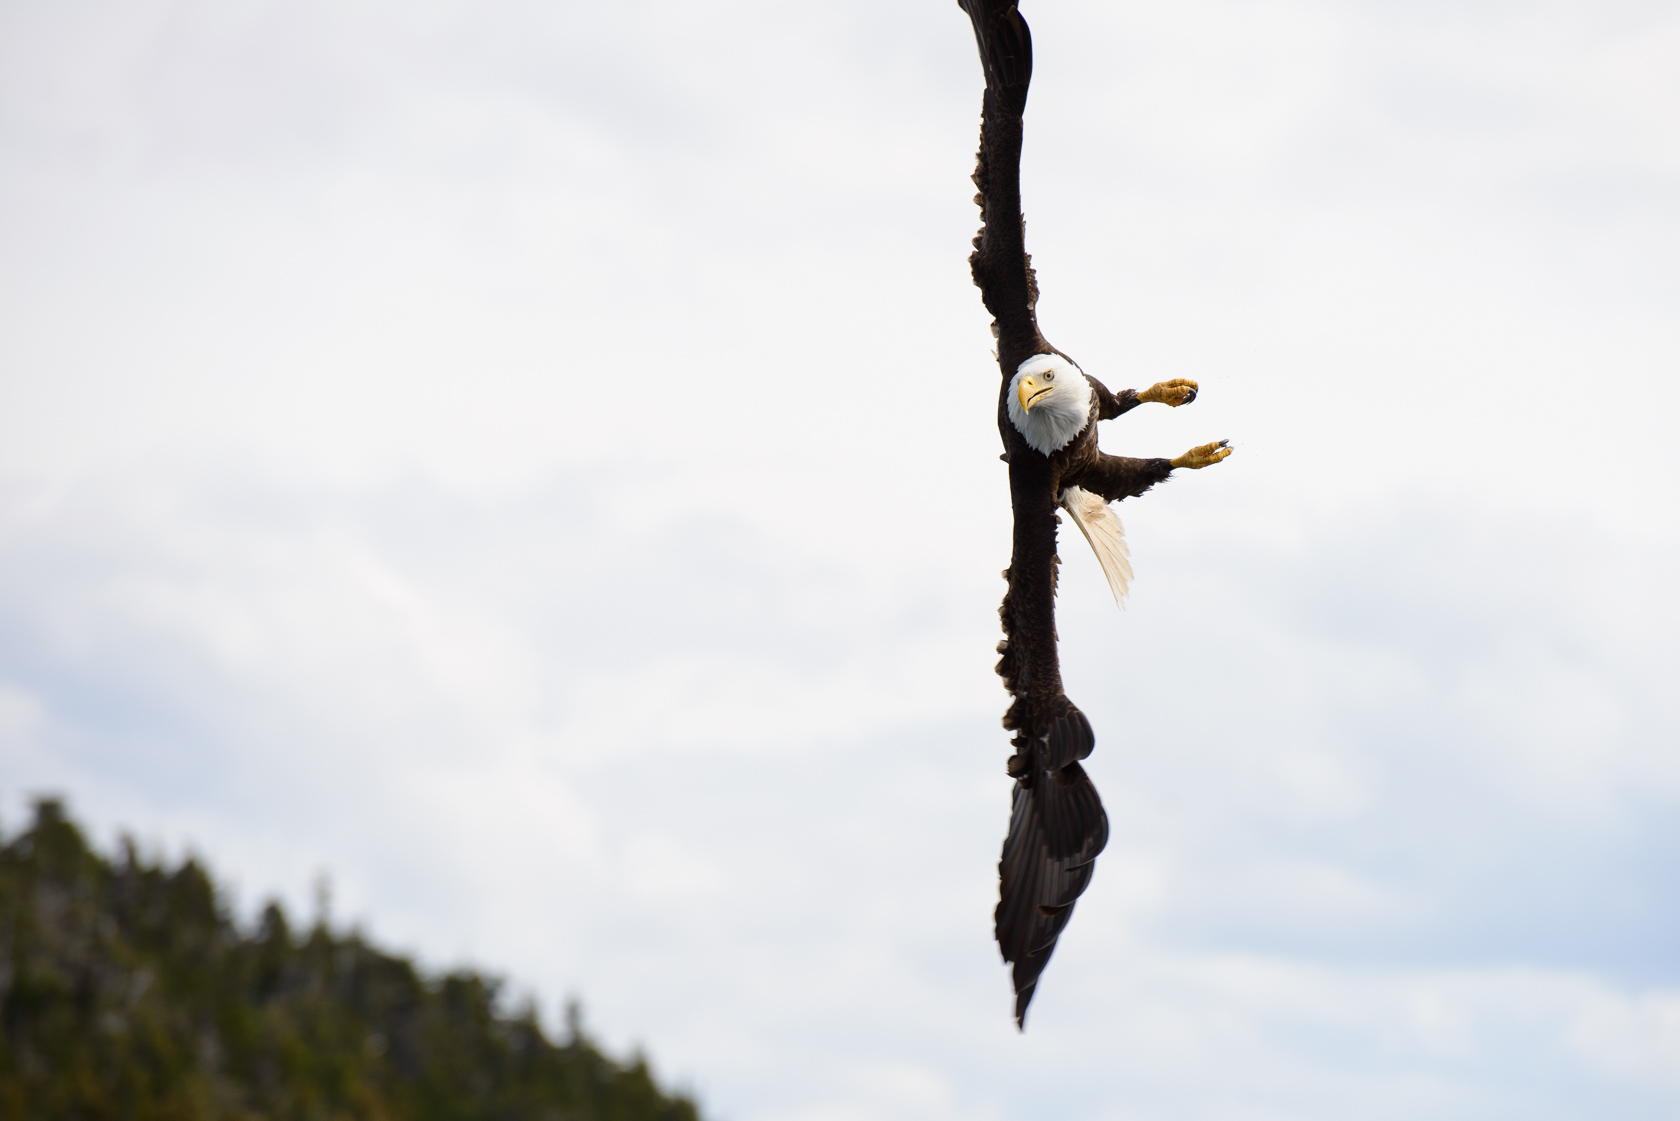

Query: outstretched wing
[[994, 458, 1110, 1028], [1060, 485, 1134, 607], [960, 0, 1051, 376]]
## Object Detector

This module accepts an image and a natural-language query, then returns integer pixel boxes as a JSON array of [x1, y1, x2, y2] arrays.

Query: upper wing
[[961, 1, 1051, 376]]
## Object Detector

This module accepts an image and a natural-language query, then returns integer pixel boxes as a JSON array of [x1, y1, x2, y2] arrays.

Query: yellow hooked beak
[[1018, 376, 1052, 412]]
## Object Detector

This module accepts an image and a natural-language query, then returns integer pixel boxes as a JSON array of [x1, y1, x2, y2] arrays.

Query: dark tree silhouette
[[0, 799, 702, 1121]]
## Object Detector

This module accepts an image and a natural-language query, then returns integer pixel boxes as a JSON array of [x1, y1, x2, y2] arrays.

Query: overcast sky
[[3, 0, 1679, 1117]]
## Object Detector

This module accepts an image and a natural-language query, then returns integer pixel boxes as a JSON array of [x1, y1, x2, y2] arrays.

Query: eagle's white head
[[1006, 353, 1093, 455]]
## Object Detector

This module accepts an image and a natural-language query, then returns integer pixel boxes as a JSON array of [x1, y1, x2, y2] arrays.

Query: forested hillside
[[0, 799, 702, 1121]]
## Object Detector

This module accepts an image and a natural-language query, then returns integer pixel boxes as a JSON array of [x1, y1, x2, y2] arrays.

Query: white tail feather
[[1059, 486, 1133, 608]]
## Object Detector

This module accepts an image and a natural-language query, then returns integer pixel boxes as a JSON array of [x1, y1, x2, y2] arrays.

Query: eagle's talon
[[1170, 440, 1233, 469], [1138, 378, 1199, 408]]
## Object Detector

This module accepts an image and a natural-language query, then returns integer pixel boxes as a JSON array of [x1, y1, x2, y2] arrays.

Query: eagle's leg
[[1070, 454, 1176, 504]]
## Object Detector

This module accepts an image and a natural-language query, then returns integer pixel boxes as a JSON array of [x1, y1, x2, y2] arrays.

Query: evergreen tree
[[0, 799, 702, 1121]]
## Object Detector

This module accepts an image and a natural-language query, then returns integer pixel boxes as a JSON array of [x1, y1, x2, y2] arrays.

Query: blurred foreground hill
[[0, 799, 702, 1121]]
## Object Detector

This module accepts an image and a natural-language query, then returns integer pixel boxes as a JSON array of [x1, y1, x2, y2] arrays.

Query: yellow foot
[[1171, 440, 1232, 469], [1139, 378, 1199, 407]]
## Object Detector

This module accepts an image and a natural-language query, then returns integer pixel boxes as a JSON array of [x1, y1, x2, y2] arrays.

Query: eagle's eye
[[1044, 371, 1055, 381]]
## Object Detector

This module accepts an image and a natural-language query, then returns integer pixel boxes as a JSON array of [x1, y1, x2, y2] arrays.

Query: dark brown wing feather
[[959, 0, 1033, 96], [997, 763, 1109, 1025], [960, 0, 1050, 376]]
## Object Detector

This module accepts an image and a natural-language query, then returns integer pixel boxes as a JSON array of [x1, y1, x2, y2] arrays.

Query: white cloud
[[2, 0, 1677, 1118]]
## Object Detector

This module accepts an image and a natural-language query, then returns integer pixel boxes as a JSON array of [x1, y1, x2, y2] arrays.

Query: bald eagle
[[958, 0, 1233, 1028]]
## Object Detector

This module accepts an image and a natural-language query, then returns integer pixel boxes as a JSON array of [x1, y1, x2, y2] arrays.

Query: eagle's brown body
[[960, 0, 1226, 1027]]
